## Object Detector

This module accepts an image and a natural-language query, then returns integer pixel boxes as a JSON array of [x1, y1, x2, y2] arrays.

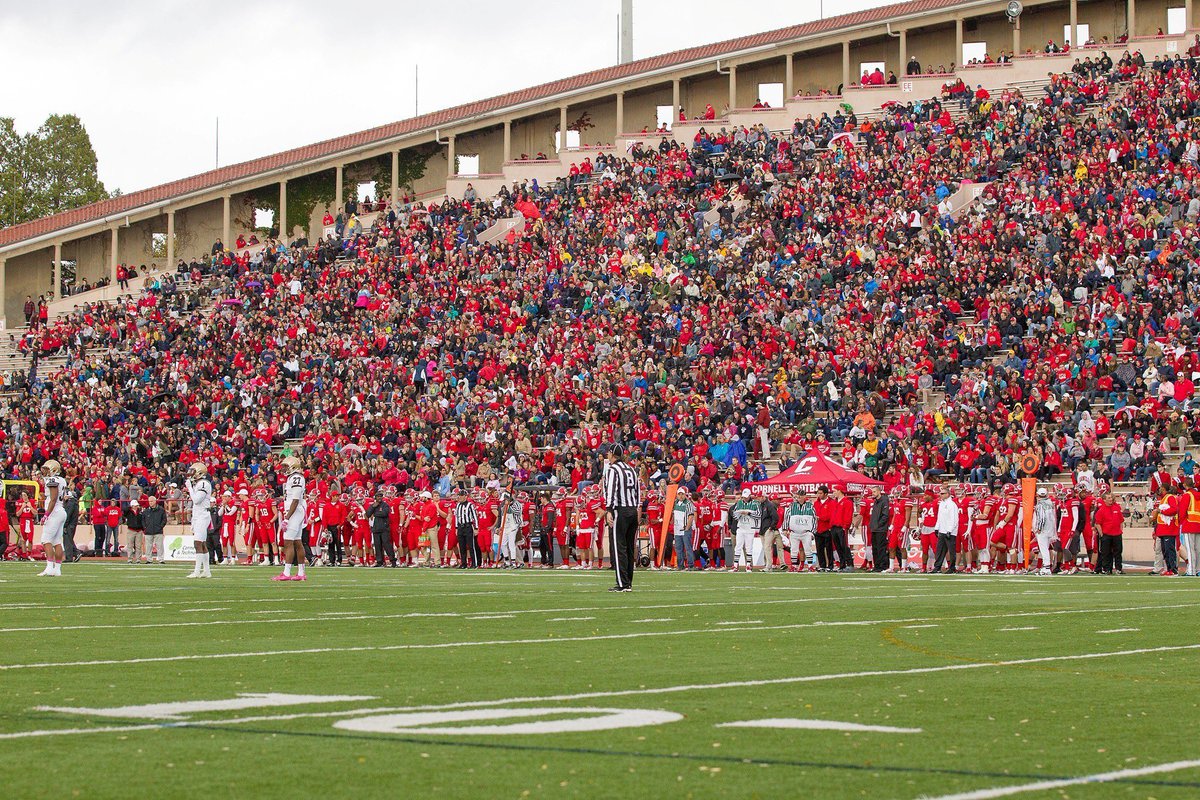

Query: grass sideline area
[[0, 565, 1197, 799]]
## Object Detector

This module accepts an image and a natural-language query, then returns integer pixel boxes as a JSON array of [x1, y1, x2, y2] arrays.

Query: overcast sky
[[0, 0, 905, 194]]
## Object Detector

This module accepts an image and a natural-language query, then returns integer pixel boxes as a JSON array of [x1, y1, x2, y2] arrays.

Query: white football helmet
[[41, 460, 62, 477], [281, 456, 303, 475], [189, 462, 209, 479]]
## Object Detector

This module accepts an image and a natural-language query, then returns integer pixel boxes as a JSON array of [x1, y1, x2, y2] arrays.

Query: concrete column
[[1188, 0, 1193, 31], [955, 18, 964, 66], [110, 226, 119, 283], [841, 40, 850, 92], [728, 63, 737, 111], [559, 106, 568, 151], [784, 53, 794, 100], [615, 91, 625, 136], [166, 209, 175, 266], [672, 79, 680, 116], [221, 194, 231, 248], [447, 134, 456, 178], [52, 241, 61, 299], [390, 150, 400, 202], [502, 121, 512, 162], [898, 30, 907, 72], [1127, 0, 1136, 37], [334, 164, 344, 214], [1013, 15, 1021, 55], [1069, 0, 1078, 45], [278, 180, 288, 242]]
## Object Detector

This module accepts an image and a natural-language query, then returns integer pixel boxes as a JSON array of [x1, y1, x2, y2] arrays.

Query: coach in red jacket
[[830, 486, 855, 572], [1092, 488, 1124, 575]]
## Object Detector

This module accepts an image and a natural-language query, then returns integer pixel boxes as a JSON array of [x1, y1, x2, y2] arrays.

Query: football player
[[37, 460, 69, 576]]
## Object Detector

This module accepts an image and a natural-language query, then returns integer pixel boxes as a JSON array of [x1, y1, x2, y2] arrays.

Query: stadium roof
[[0, 0, 986, 252]]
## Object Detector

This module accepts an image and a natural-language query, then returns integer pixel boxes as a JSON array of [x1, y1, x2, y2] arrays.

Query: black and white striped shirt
[[454, 501, 479, 529], [604, 461, 641, 511]]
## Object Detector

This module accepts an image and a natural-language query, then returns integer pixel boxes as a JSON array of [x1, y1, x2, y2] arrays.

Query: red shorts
[[389, 526, 401, 547], [20, 519, 34, 541], [991, 527, 1015, 549], [576, 529, 594, 549], [477, 528, 492, 552], [310, 523, 324, 547], [956, 531, 970, 553], [353, 526, 370, 548], [971, 525, 990, 551], [405, 527, 421, 551], [890, 528, 909, 549], [919, 531, 937, 552], [221, 525, 237, 544], [1081, 528, 1096, 552], [441, 530, 457, 551], [254, 525, 275, 546]]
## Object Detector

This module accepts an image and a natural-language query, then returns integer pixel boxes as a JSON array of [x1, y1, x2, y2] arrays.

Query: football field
[[1, 564, 1198, 799]]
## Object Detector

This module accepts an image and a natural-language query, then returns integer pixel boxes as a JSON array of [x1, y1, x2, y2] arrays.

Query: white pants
[[501, 521, 520, 560], [192, 511, 211, 543], [1036, 532, 1053, 568], [757, 426, 771, 459], [283, 515, 304, 542], [734, 528, 756, 566], [41, 509, 67, 546], [1182, 533, 1200, 575]]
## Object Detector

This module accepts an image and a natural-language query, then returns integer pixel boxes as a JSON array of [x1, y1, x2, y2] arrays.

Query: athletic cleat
[[271, 573, 290, 581], [290, 574, 307, 581]]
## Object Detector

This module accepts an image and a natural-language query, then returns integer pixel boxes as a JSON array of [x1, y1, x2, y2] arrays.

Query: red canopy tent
[[743, 450, 884, 497]]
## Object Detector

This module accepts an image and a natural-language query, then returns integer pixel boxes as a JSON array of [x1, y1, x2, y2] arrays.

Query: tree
[[0, 113, 109, 229], [24, 114, 108, 216], [0, 117, 28, 229]]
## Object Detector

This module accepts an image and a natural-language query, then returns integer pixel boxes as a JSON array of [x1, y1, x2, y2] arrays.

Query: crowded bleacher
[[4, 44, 1200, 575]]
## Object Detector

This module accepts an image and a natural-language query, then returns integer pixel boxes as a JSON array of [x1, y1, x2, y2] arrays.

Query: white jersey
[[188, 478, 214, 515], [284, 473, 307, 522], [43, 475, 67, 514]]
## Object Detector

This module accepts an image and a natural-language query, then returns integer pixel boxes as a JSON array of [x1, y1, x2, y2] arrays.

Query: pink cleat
[[290, 574, 307, 581], [271, 573, 291, 581]]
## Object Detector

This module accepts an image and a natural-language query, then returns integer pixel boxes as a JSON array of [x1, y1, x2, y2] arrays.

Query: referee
[[453, 488, 481, 569], [604, 445, 641, 592]]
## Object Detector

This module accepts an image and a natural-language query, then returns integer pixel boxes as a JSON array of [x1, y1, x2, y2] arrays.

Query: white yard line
[[1096, 628, 1140, 634], [4, 589, 1194, 636], [6, 643, 1200, 740], [915, 759, 1200, 800], [997, 627, 1039, 632], [1, 603, 1196, 671], [718, 718, 922, 734], [548, 616, 596, 622]]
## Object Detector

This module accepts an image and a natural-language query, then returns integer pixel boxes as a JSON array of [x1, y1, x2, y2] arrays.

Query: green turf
[[0, 563, 1198, 799]]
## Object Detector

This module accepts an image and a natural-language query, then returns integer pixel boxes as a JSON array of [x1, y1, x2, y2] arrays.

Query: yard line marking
[[715, 620, 763, 626], [1096, 628, 1140, 634], [631, 618, 675, 623], [548, 617, 596, 622], [998, 627, 1038, 632], [248, 610, 289, 615], [3, 603, 1197, 671], [37, 693, 377, 720], [2, 582, 1190, 614], [181, 608, 227, 613], [903, 624, 939, 629], [10, 643, 1200, 740], [10, 588, 1187, 636], [718, 718, 922, 734], [467, 614, 515, 620], [916, 758, 1200, 800]]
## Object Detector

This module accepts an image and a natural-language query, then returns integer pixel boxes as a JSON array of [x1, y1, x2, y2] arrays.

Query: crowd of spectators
[[2, 48, 1200, 540]]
